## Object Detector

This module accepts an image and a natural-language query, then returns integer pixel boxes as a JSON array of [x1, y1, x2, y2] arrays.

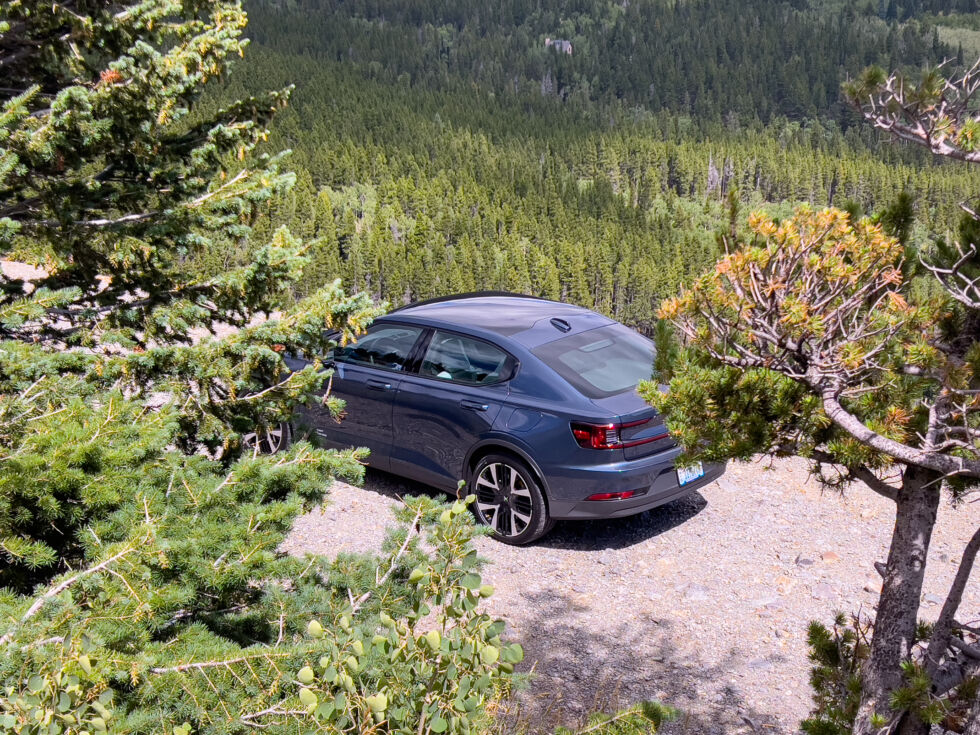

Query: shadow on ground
[[352, 471, 784, 732], [360, 469, 710, 551], [498, 588, 787, 735], [540, 492, 708, 551], [359, 468, 450, 501]]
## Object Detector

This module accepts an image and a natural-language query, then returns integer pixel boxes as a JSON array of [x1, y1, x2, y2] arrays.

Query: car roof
[[383, 293, 613, 346]]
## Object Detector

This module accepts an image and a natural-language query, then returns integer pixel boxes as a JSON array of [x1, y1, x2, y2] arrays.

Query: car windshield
[[532, 323, 656, 398]]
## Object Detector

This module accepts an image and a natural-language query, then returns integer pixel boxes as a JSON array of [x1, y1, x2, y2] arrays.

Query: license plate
[[677, 462, 705, 486]]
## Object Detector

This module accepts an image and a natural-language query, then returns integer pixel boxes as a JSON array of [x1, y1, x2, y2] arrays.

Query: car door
[[390, 329, 514, 489], [308, 323, 425, 471]]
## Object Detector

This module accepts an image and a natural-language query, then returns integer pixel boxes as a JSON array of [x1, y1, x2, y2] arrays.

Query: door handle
[[366, 378, 393, 391], [460, 399, 489, 412]]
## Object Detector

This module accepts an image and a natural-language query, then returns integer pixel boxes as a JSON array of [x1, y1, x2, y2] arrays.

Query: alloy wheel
[[242, 423, 287, 455], [475, 462, 534, 537]]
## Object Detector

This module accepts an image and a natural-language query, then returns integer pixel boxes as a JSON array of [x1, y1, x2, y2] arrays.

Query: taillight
[[571, 422, 619, 449], [570, 419, 668, 450]]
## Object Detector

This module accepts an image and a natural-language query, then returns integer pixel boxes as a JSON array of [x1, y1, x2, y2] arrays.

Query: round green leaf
[[299, 688, 317, 708], [480, 645, 499, 665], [424, 630, 441, 651]]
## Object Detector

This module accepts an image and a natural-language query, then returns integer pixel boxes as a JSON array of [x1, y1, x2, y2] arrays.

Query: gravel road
[[282, 457, 980, 734]]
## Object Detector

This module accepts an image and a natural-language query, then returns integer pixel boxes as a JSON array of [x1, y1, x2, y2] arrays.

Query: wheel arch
[[465, 439, 551, 502]]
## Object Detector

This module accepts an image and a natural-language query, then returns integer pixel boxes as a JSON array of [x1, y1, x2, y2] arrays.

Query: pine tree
[[646, 203, 980, 735], [0, 2, 519, 732]]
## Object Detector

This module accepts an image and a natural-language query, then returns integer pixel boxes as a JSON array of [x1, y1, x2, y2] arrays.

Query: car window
[[420, 331, 511, 385], [334, 325, 423, 371], [531, 323, 656, 398]]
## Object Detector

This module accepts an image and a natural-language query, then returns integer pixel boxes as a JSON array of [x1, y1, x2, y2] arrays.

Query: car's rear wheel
[[242, 422, 291, 455], [470, 454, 552, 545]]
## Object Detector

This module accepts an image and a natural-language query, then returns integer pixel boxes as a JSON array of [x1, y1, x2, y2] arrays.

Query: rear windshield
[[532, 324, 656, 398]]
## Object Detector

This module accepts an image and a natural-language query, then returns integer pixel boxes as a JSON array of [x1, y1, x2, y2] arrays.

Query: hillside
[[247, 0, 947, 123], [215, 0, 980, 331]]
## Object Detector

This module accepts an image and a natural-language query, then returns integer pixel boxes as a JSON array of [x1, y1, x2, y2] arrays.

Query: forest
[[218, 0, 980, 331]]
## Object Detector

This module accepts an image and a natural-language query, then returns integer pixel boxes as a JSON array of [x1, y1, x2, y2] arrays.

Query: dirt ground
[[283, 456, 980, 734]]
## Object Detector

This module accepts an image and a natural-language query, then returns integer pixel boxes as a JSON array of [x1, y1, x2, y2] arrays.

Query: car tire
[[242, 421, 292, 455], [469, 454, 553, 545]]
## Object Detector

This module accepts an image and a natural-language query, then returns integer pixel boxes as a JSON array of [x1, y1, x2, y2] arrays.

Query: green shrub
[[801, 613, 979, 734], [553, 702, 676, 735], [801, 614, 869, 735], [1, 468, 520, 733]]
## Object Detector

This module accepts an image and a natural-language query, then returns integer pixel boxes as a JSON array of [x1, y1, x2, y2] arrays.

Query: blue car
[[287, 293, 725, 544]]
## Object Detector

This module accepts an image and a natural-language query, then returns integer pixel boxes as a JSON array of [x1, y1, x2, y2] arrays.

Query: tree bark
[[965, 693, 980, 735], [852, 465, 941, 735], [925, 525, 980, 679]]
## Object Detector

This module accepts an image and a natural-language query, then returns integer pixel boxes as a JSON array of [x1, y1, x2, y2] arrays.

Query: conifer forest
[[219, 0, 980, 331]]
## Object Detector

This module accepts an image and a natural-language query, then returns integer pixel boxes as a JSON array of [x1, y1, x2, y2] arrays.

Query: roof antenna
[[550, 318, 572, 333]]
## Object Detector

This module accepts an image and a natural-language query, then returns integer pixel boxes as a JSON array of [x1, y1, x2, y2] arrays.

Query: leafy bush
[[287, 497, 522, 735], [1, 461, 521, 733]]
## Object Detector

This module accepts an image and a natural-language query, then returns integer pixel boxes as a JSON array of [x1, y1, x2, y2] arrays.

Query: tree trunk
[[965, 693, 980, 735], [852, 465, 941, 735], [924, 525, 980, 680]]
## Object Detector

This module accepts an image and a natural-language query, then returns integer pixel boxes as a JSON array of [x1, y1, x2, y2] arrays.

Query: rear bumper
[[543, 450, 726, 520]]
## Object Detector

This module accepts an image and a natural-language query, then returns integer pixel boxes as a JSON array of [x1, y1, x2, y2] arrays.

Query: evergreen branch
[[186, 169, 249, 209], [949, 636, 980, 661], [19, 636, 65, 651], [805, 447, 899, 502], [920, 241, 980, 310], [819, 388, 980, 480], [149, 651, 293, 675], [0, 542, 142, 646], [240, 705, 309, 728], [224, 371, 304, 406], [33, 211, 157, 229], [573, 705, 658, 735], [351, 506, 423, 615]]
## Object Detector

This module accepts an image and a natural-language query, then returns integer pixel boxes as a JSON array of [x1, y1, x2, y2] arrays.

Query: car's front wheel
[[242, 422, 292, 455], [469, 454, 553, 545]]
